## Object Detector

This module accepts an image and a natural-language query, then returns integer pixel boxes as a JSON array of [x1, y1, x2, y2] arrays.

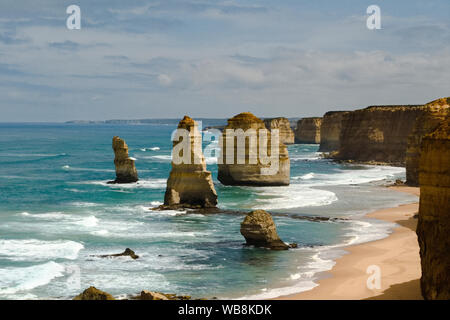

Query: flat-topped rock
[[319, 111, 349, 152], [218, 112, 290, 186], [163, 116, 218, 208], [109, 136, 138, 183], [263, 117, 295, 144], [295, 117, 322, 144]]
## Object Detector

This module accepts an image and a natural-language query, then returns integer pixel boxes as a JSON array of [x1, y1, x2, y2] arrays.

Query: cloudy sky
[[1, 0, 449, 122]]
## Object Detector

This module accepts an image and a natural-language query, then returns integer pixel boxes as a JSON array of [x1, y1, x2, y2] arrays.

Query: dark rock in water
[[73, 286, 115, 300], [108, 136, 138, 184], [98, 248, 139, 260], [289, 243, 298, 248], [240, 210, 289, 250]]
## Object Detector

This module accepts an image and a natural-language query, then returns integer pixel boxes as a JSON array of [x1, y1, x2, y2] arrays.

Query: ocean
[[0, 122, 418, 300]]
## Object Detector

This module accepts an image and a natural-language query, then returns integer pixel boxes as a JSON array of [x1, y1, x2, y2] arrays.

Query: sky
[[0, 0, 449, 122]]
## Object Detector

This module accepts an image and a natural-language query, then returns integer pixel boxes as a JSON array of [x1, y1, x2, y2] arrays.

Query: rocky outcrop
[[163, 116, 217, 208], [334, 105, 426, 165], [140, 290, 169, 300], [218, 112, 290, 186], [240, 210, 289, 250], [318, 111, 349, 152], [109, 136, 138, 183], [416, 118, 450, 300], [98, 248, 139, 260], [73, 287, 115, 300], [295, 117, 322, 144], [263, 117, 295, 144], [406, 98, 450, 185]]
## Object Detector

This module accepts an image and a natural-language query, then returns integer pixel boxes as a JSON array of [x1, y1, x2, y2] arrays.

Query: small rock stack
[[110, 136, 138, 184]]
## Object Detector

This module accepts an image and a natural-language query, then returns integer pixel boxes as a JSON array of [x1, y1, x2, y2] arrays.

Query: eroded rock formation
[[416, 118, 450, 300], [295, 117, 322, 144], [163, 116, 217, 208], [240, 210, 289, 250], [109, 136, 138, 183], [263, 117, 295, 144], [406, 98, 450, 185], [218, 112, 290, 186], [73, 287, 115, 300], [334, 105, 426, 165], [318, 111, 349, 152], [98, 248, 139, 260]]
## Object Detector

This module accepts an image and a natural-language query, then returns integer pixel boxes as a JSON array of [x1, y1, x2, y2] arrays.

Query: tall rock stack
[[164, 116, 218, 208], [218, 112, 290, 186], [406, 98, 450, 186], [334, 105, 425, 165], [263, 117, 295, 144], [416, 118, 450, 300], [110, 136, 138, 183], [295, 117, 322, 144], [318, 111, 349, 152]]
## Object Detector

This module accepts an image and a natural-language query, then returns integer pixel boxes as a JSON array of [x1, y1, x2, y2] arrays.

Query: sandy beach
[[277, 185, 422, 300]]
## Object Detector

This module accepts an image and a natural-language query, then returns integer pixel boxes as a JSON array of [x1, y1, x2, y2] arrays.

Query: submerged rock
[[163, 116, 217, 208], [295, 117, 322, 144], [109, 136, 138, 184], [218, 112, 290, 186], [73, 286, 115, 300], [98, 248, 139, 260], [263, 117, 295, 144], [417, 118, 450, 300], [240, 210, 289, 250]]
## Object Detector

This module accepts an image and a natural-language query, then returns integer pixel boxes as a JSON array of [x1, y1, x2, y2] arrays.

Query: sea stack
[[295, 117, 322, 144], [217, 112, 290, 186], [163, 116, 218, 208], [240, 210, 289, 250], [406, 98, 450, 186], [110, 136, 138, 183], [263, 117, 295, 144], [318, 111, 349, 152], [416, 118, 450, 300], [333, 104, 426, 165]]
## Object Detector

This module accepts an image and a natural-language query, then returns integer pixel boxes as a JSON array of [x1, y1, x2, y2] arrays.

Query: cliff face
[[318, 111, 349, 152], [334, 105, 426, 165], [417, 118, 450, 300], [164, 116, 218, 208], [218, 112, 290, 186], [240, 210, 289, 250], [295, 117, 322, 144], [110, 136, 138, 183], [263, 117, 295, 144], [406, 98, 450, 185]]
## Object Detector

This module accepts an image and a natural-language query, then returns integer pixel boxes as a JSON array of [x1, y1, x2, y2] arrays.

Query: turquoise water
[[0, 122, 418, 300]]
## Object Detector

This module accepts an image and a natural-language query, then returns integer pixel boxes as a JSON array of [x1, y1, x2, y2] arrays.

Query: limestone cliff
[[318, 111, 349, 152], [406, 98, 450, 185], [240, 210, 289, 250], [416, 118, 450, 300], [164, 116, 218, 208], [218, 112, 290, 186], [334, 105, 426, 165], [263, 117, 295, 144], [109, 136, 138, 183], [295, 117, 322, 144]]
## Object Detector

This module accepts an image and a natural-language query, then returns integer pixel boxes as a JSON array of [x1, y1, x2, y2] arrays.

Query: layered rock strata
[[263, 117, 295, 144], [163, 116, 218, 208], [109, 136, 138, 183], [217, 112, 290, 186], [334, 105, 426, 165], [240, 210, 289, 250], [406, 98, 450, 185], [295, 117, 322, 144], [416, 118, 450, 300], [318, 111, 349, 152]]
